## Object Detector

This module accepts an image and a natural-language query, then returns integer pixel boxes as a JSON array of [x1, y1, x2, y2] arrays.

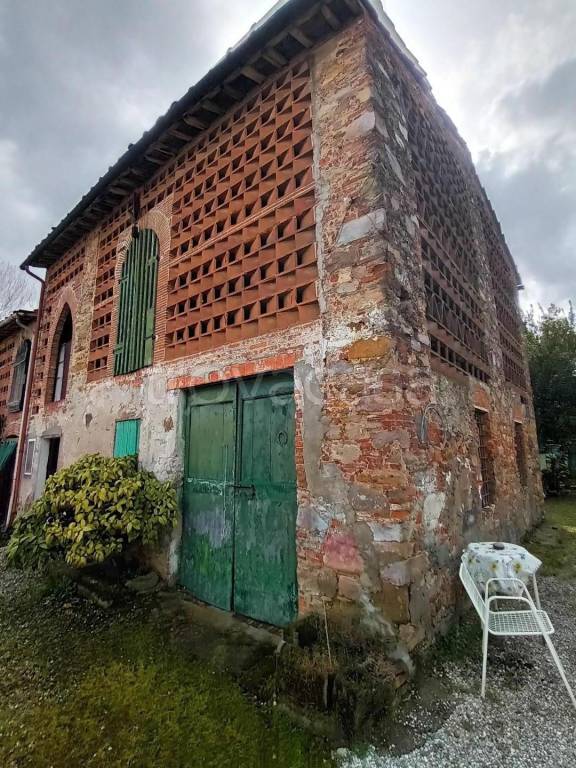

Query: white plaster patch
[[423, 492, 446, 534], [296, 506, 330, 534], [345, 110, 376, 138], [368, 521, 403, 543], [168, 531, 180, 577], [385, 146, 405, 186], [337, 209, 386, 246]]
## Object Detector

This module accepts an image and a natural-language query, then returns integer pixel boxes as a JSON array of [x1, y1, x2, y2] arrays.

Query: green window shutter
[[114, 419, 141, 458], [114, 229, 159, 376], [0, 439, 17, 471], [8, 340, 31, 412]]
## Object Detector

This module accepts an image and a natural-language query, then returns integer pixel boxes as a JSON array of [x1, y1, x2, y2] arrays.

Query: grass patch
[[0, 562, 331, 768], [525, 494, 576, 579]]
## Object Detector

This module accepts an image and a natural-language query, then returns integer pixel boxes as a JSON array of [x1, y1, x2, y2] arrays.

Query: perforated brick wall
[[86, 60, 318, 376], [403, 88, 491, 383], [480, 202, 527, 389], [165, 60, 317, 359]]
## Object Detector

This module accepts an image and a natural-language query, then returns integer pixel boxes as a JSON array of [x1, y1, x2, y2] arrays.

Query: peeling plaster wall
[[20, 319, 324, 579]]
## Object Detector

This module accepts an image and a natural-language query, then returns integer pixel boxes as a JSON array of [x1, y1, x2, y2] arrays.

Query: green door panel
[[234, 376, 297, 626], [180, 373, 297, 626], [180, 383, 236, 611], [113, 419, 140, 458]]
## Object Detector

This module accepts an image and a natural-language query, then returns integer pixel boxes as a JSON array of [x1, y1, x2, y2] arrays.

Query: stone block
[[372, 430, 410, 449], [331, 443, 361, 464], [348, 483, 389, 513], [317, 568, 338, 599], [375, 541, 415, 567], [323, 530, 364, 575], [344, 335, 392, 361], [398, 623, 425, 652], [345, 110, 376, 139], [380, 553, 428, 587], [409, 585, 432, 628], [385, 145, 405, 185], [374, 583, 410, 624], [338, 575, 363, 603], [368, 521, 404, 543], [337, 209, 386, 246]]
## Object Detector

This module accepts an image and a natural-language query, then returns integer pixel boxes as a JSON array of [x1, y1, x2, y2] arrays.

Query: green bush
[[7, 454, 177, 570]]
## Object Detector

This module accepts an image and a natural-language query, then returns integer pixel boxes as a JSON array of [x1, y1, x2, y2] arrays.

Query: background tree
[[0, 261, 36, 319], [525, 303, 576, 454]]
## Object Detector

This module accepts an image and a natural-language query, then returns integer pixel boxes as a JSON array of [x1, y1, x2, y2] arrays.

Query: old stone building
[[17, 0, 542, 645], [0, 309, 36, 525]]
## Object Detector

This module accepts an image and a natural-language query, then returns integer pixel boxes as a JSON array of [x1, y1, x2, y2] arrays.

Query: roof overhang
[[21, 0, 426, 271], [0, 310, 37, 343]]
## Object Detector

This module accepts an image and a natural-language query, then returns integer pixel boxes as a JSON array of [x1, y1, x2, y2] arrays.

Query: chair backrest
[[459, 561, 486, 621]]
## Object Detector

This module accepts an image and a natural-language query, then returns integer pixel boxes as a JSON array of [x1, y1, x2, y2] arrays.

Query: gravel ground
[[341, 576, 576, 768]]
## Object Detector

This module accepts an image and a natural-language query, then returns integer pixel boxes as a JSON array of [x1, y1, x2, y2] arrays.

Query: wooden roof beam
[[143, 154, 165, 166], [167, 126, 197, 141], [262, 47, 287, 67], [342, 0, 361, 13], [289, 28, 314, 48], [241, 65, 266, 84], [222, 82, 244, 101], [201, 99, 225, 115], [321, 4, 341, 29], [182, 114, 208, 130]]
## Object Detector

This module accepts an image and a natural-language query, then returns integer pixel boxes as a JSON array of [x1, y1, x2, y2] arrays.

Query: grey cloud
[[498, 57, 576, 131], [0, 0, 270, 265], [478, 143, 576, 305], [477, 55, 576, 306], [386, 0, 576, 308]]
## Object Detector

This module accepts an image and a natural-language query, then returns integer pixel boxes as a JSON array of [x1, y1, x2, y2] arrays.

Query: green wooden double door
[[180, 373, 298, 627]]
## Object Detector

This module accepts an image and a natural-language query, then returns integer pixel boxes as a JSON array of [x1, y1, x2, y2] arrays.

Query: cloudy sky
[[1, 0, 574, 310]]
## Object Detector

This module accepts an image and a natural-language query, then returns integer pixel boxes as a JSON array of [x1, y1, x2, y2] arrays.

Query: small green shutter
[[114, 229, 159, 376], [114, 419, 141, 458], [0, 439, 17, 471]]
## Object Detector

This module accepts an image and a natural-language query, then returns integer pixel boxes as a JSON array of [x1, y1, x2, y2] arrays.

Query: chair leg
[[532, 575, 542, 611], [542, 631, 576, 710], [481, 620, 489, 698]]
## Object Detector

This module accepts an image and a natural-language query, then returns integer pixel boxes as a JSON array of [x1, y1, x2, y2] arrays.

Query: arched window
[[7, 340, 31, 412], [114, 228, 159, 376], [53, 310, 72, 402]]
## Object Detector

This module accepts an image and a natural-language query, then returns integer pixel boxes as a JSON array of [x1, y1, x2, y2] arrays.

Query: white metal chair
[[459, 561, 576, 709]]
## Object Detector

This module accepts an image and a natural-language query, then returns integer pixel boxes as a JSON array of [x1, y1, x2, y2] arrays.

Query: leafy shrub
[[8, 454, 177, 570]]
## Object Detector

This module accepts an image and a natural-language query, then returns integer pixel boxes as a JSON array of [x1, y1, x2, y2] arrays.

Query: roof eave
[[22, 0, 364, 270]]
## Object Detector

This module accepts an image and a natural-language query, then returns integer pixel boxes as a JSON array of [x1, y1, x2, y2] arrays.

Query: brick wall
[[21, 10, 542, 651], [290, 14, 542, 645]]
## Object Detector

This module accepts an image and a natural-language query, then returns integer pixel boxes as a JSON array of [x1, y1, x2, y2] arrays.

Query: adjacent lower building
[[0, 310, 36, 525], [16, 0, 542, 647]]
